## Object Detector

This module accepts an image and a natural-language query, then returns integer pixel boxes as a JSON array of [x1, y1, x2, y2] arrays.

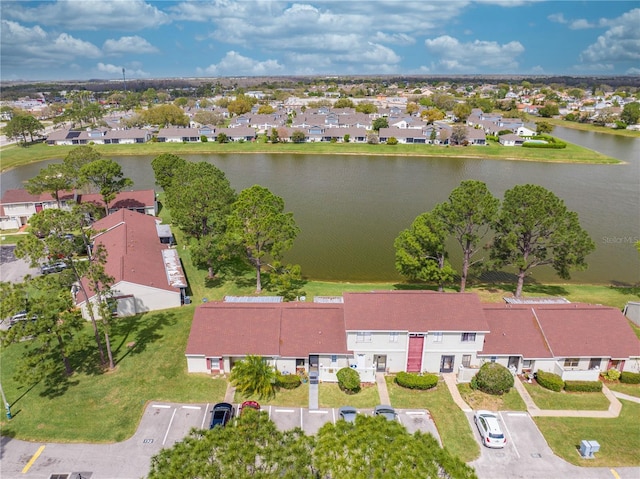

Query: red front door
[[407, 334, 424, 372]]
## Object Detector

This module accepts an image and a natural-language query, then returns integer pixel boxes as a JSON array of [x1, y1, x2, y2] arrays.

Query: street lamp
[[0, 379, 12, 419]]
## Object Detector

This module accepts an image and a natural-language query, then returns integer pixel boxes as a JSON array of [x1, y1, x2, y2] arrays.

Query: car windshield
[[213, 410, 226, 420], [489, 433, 505, 439]]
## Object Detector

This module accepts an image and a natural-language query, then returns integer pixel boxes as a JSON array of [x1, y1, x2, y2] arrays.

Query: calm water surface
[[2, 128, 638, 284]]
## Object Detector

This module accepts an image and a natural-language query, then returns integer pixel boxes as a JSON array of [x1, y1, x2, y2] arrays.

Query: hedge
[[620, 371, 640, 384], [395, 372, 439, 390], [472, 362, 514, 395], [276, 373, 302, 390], [336, 367, 361, 394], [564, 380, 603, 392], [535, 370, 564, 392]]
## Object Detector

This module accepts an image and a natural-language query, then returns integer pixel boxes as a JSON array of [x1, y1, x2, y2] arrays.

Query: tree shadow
[[110, 311, 177, 363], [39, 365, 80, 399], [608, 284, 640, 299]]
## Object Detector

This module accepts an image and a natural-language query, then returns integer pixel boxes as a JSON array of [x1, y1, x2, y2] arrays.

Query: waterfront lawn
[[386, 376, 479, 463], [0, 306, 227, 443], [523, 382, 610, 410], [457, 383, 527, 411], [0, 135, 620, 172], [535, 400, 640, 467]]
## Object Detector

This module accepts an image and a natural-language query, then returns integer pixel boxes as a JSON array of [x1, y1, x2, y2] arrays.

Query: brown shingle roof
[[186, 302, 348, 358], [343, 291, 489, 332]]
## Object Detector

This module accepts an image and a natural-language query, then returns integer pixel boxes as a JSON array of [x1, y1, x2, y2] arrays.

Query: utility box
[[580, 440, 600, 458]]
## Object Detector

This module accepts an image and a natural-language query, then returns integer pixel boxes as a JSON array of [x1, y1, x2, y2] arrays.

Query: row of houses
[[0, 188, 156, 230], [185, 291, 640, 384]]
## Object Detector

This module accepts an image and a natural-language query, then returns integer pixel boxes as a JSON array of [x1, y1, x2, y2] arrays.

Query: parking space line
[[268, 405, 272, 420], [332, 408, 336, 424], [406, 411, 425, 415], [499, 412, 520, 458], [152, 404, 171, 408], [274, 408, 295, 413], [506, 412, 528, 417], [610, 469, 621, 479], [21, 445, 45, 473], [201, 403, 210, 429], [162, 408, 177, 445], [309, 410, 328, 414], [182, 406, 201, 410], [300, 409, 303, 430]]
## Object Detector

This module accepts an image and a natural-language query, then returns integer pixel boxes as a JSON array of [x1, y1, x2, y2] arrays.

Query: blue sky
[[1, 1, 639, 81]]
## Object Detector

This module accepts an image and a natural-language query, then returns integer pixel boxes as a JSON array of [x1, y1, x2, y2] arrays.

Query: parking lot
[[0, 244, 39, 283]]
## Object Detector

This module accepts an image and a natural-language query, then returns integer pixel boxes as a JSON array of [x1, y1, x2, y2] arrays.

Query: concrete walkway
[[612, 390, 640, 404], [223, 382, 236, 403], [442, 373, 472, 412], [376, 372, 391, 405]]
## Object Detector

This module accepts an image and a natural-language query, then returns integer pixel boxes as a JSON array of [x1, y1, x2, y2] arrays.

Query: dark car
[[240, 400, 260, 415], [209, 402, 235, 428]]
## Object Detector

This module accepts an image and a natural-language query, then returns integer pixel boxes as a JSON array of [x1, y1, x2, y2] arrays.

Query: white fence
[[553, 362, 600, 381], [319, 365, 376, 383]]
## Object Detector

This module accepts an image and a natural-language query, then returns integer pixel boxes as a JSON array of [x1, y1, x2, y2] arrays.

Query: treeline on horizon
[[2, 74, 639, 100]]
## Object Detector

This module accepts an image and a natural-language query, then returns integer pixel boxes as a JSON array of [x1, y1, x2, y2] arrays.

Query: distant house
[[185, 291, 640, 382], [0, 189, 156, 230], [75, 209, 187, 318], [499, 133, 525, 146], [46, 128, 151, 146]]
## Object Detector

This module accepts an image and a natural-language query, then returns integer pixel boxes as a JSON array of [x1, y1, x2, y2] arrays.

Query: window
[[462, 355, 471, 367], [564, 358, 579, 368], [356, 332, 372, 343], [523, 359, 533, 369], [331, 355, 337, 364], [461, 332, 476, 342], [490, 356, 497, 363], [209, 358, 220, 370], [432, 332, 443, 343], [389, 332, 399, 343]]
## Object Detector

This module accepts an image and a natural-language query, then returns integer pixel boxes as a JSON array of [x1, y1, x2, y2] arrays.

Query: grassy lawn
[[535, 400, 640, 467], [0, 135, 620, 172], [457, 383, 527, 411], [523, 382, 610, 410], [0, 306, 227, 443], [605, 382, 640, 398], [386, 376, 480, 463], [544, 118, 640, 138], [319, 382, 380, 408]]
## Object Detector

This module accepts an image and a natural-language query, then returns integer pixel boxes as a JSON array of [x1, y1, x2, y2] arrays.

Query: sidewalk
[[442, 373, 472, 412], [376, 372, 391, 405]]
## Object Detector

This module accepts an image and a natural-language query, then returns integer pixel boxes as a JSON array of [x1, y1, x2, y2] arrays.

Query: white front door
[[357, 354, 366, 369]]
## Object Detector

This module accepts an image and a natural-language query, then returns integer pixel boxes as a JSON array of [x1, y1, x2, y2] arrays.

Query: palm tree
[[229, 355, 278, 400]]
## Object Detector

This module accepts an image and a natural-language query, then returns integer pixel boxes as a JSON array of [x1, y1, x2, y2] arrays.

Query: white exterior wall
[[0, 217, 20, 230], [422, 331, 485, 373], [347, 331, 408, 373], [553, 362, 600, 381], [3, 203, 37, 217], [187, 355, 208, 373], [531, 359, 557, 373], [623, 358, 640, 373]]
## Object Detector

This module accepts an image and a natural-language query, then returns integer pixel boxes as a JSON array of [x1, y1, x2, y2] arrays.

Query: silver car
[[339, 406, 358, 423], [373, 405, 396, 421]]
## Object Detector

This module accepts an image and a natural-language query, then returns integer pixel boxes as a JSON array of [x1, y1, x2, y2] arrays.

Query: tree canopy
[[226, 185, 299, 293], [229, 355, 278, 400], [25, 163, 73, 208], [2, 113, 44, 145], [80, 159, 134, 215], [489, 184, 595, 298], [394, 212, 455, 291], [151, 153, 187, 190]]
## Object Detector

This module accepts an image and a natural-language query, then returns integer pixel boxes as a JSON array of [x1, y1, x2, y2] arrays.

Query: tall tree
[[450, 125, 468, 145], [489, 184, 595, 298], [25, 163, 73, 208], [2, 113, 44, 145], [80, 159, 134, 215], [620, 102, 640, 126], [434, 180, 499, 292], [229, 355, 278, 400], [226, 185, 300, 293], [0, 275, 85, 390], [151, 153, 187, 190], [372, 117, 388, 131], [394, 212, 456, 291]]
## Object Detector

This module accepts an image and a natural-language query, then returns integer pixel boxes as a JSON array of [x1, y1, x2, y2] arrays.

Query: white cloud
[[548, 13, 567, 24], [97, 62, 148, 77], [5, 0, 170, 30], [372, 32, 415, 46], [626, 67, 640, 75], [197, 51, 284, 76], [569, 19, 594, 30], [579, 9, 640, 63], [424, 35, 524, 72], [0, 20, 100, 68], [103, 36, 159, 55]]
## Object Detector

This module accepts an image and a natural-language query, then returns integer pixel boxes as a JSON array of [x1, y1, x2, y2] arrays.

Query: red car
[[239, 401, 260, 415]]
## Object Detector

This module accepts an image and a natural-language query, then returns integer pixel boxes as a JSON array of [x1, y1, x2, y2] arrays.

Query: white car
[[474, 410, 506, 448]]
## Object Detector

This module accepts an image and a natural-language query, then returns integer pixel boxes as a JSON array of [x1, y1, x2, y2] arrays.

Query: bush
[[536, 370, 564, 392], [336, 367, 361, 394], [395, 372, 438, 390], [603, 368, 621, 381], [276, 372, 302, 390], [387, 137, 398, 145], [619, 371, 640, 384], [472, 362, 514, 395], [564, 380, 603, 392]]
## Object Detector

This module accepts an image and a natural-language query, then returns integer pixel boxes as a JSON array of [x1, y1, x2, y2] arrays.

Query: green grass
[[535, 400, 640, 466], [544, 118, 640, 138], [605, 382, 640, 398], [386, 376, 480, 463], [0, 306, 227, 443], [0, 135, 620, 173], [234, 382, 310, 407], [319, 382, 380, 408], [523, 382, 610, 410], [457, 383, 527, 411]]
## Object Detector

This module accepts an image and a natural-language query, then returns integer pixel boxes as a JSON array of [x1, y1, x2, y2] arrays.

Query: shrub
[[276, 372, 302, 390], [395, 372, 439, 390], [620, 371, 640, 384], [336, 367, 361, 394], [536, 370, 564, 392], [564, 380, 603, 392], [387, 137, 398, 145], [473, 362, 514, 395], [603, 368, 621, 381]]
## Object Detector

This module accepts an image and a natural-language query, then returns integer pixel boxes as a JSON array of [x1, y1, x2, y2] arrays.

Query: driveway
[[0, 245, 39, 284], [468, 411, 640, 479], [0, 402, 440, 479]]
